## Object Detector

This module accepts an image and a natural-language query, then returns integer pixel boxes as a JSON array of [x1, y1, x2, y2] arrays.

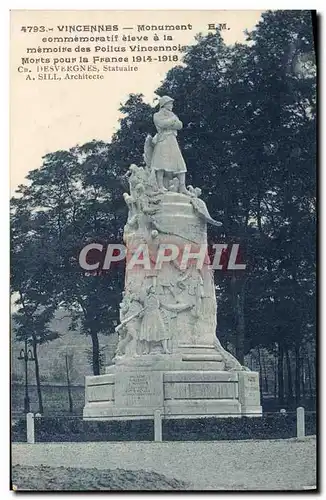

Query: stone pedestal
[[83, 353, 262, 420]]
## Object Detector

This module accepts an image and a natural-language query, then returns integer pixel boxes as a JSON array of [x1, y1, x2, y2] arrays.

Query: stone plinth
[[83, 354, 262, 420]]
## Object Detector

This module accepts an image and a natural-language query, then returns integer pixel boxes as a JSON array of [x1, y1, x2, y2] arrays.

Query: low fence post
[[154, 409, 162, 442], [296, 406, 305, 439], [26, 412, 35, 444]]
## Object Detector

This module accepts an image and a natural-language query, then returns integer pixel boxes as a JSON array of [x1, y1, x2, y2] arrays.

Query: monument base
[[83, 352, 262, 420]]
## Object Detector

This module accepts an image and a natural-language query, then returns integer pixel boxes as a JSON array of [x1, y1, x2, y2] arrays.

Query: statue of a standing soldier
[[146, 95, 189, 195]]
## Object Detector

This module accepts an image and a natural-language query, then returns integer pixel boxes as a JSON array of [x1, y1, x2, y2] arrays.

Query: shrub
[[11, 417, 26, 442], [33, 417, 154, 442], [11, 412, 316, 443]]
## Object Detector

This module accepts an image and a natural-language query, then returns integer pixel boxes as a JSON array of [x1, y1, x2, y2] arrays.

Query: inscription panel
[[238, 372, 261, 406], [87, 384, 114, 402], [115, 371, 163, 408], [164, 381, 238, 400]]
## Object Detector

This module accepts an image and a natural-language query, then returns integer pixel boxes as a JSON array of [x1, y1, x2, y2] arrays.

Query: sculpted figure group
[[115, 281, 194, 358]]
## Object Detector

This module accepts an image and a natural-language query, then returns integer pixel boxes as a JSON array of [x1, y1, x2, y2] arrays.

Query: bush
[[162, 413, 316, 441], [34, 417, 154, 442], [11, 417, 26, 442]]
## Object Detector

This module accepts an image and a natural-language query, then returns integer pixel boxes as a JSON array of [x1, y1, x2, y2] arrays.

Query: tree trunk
[[262, 350, 269, 393], [278, 341, 284, 406], [32, 337, 44, 414], [90, 329, 100, 376], [295, 343, 301, 405], [233, 279, 245, 365], [301, 354, 306, 401], [313, 354, 316, 400], [285, 346, 294, 406], [257, 347, 264, 400], [274, 352, 278, 399], [306, 348, 313, 400], [65, 354, 73, 413]]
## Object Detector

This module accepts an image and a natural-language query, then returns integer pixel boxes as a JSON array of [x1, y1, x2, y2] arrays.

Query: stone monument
[[83, 96, 262, 420]]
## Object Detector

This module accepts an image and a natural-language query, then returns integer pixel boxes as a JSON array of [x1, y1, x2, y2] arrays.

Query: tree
[[11, 205, 59, 412], [11, 142, 126, 376]]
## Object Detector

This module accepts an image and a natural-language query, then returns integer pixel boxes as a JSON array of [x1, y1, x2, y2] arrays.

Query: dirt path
[[12, 437, 316, 491]]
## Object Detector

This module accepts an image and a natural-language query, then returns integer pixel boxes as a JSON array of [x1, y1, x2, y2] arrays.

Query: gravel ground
[[12, 437, 316, 491], [12, 465, 189, 491]]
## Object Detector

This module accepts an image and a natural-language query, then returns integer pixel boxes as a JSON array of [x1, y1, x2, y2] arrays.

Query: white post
[[26, 412, 35, 444], [297, 406, 305, 439], [154, 409, 162, 442]]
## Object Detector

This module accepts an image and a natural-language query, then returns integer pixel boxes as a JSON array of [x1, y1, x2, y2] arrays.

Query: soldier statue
[[144, 95, 190, 195]]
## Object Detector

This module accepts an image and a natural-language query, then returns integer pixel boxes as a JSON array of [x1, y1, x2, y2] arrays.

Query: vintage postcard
[[10, 9, 317, 491]]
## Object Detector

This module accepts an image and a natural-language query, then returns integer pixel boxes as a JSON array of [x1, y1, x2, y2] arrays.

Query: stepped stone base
[[83, 352, 262, 420]]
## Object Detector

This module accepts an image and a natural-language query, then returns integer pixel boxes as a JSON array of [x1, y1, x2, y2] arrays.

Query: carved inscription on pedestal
[[115, 371, 163, 408], [238, 372, 261, 406]]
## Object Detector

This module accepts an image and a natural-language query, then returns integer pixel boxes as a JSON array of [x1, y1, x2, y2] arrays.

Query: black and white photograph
[[10, 9, 317, 491]]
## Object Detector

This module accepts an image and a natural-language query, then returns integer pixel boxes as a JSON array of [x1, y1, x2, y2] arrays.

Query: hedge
[[11, 412, 316, 442]]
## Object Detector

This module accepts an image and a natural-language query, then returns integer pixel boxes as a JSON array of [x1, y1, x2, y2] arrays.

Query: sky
[[10, 10, 264, 192]]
